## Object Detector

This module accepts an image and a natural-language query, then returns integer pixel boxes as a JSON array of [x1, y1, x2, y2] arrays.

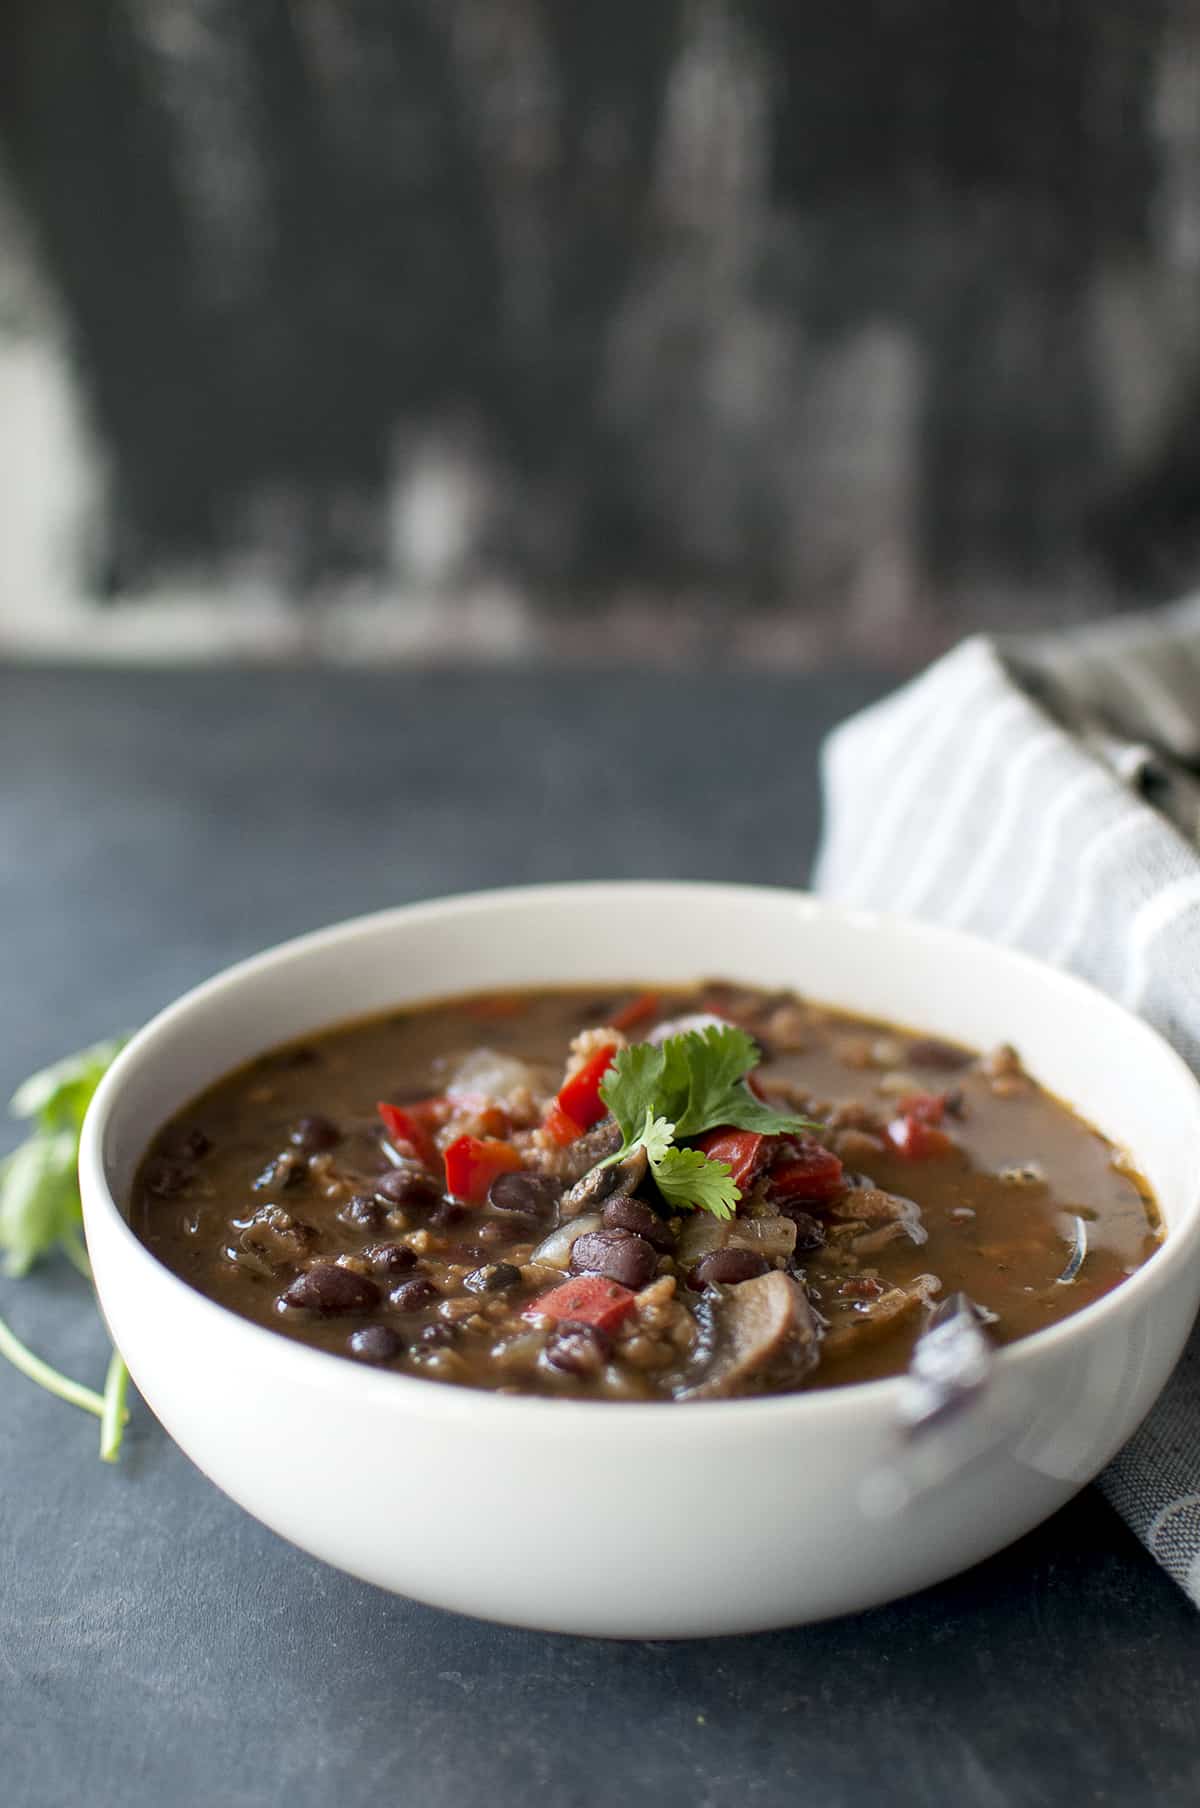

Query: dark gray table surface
[[2, 663, 1198, 1808]]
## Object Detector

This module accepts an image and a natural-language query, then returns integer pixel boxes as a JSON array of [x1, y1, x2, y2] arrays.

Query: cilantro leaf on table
[[12, 1037, 126, 1134], [0, 1131, 80, 1277], [2, 1036, 126, 1276], [596, 1024, 823, 1217], [0, 1036, 131, 1460]]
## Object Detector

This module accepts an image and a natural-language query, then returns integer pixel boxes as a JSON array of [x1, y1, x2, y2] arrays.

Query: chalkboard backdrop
[[2, 1, 1199, 661]]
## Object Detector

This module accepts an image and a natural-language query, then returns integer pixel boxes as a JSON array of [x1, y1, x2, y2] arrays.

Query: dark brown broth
[[131, 983, 1162, 1399]]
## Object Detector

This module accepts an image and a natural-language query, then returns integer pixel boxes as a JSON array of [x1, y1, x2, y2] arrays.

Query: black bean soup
[[132, 983, 1162, 1401]]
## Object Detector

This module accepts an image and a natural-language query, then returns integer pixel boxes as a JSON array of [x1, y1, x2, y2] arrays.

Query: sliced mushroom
[[683, 1272, 820, 1399], [559, 1142, 648, 1217]]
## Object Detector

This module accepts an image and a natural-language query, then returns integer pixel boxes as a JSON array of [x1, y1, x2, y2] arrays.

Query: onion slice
[[528, 1213, 603, 1271], [1055, 1215, 1088, 1285]]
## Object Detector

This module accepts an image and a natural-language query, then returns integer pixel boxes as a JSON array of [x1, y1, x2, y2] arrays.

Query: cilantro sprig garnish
[[0, 1038, 131, 1460], [597, 1024, 822, 1220]]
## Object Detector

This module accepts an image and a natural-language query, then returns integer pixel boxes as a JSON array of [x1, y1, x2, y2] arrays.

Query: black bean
[[545, 1321, 612, 1376], [374, 1166, 438, 1206], [780, 1209, 826, 1252], [143, 1158, 193, 1198], [280, 1263, 381, 1315], [362, 1242, 417, 1275], [689, 1248, 771, 1288], [464, 1262, 522, 1295], [290, 1113, 341, 1153], [338, 1193, 387, 1230], [348, 1325, 404, 1363], [388, 1276, 438, 1313], [601, 1196, 675, 1250], [570, 1229, 657, 1290], [487, 1170, 560, 1219], [429, 1199, 468, 1227]]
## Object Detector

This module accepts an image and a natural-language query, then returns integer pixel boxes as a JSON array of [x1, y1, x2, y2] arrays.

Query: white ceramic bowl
[[80, 883, 1200, 1636]]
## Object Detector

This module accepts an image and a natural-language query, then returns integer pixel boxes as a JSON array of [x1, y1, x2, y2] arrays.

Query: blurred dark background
[[2, 0, 1200, 665]]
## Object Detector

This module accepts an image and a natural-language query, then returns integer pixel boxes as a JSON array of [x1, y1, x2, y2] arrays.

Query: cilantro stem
[[61, 1232, 93, 1281], [99, 1348, 130, 1463], [0, 1308, 108, 1418]]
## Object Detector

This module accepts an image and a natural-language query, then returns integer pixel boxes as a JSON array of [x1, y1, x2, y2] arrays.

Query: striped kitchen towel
[[815, 593, 1200, 1604]]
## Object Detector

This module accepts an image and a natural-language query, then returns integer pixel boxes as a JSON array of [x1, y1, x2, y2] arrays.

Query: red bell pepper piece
[[443, 1134, 523, 1204], [610, 990, 661, 1033], [522, 1274, 637, 1332], [556, 1041, 618, 1133], [839, 1275, 886, 1300], [885, 1114, 954, 1160], [377, 1100, 438, 1166], [769, 1138, 845, 1204], [542, 1100, 583, 1147], [694, 1128, 769, 1190]]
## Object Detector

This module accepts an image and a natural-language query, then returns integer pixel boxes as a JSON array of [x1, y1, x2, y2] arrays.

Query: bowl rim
[[79, 879, 1200, 1431]]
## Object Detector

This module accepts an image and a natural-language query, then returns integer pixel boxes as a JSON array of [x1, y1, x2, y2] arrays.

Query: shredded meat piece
[[821, 1274, 941, 1357], [831, 1127, 887, 1166], [229, 1204, 317, 1272], [558, 1143, 648, 1217], [529, 1116, 622, 1181], [851, 1220, 920, 1256], [826, 1187, 924, 1231]]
